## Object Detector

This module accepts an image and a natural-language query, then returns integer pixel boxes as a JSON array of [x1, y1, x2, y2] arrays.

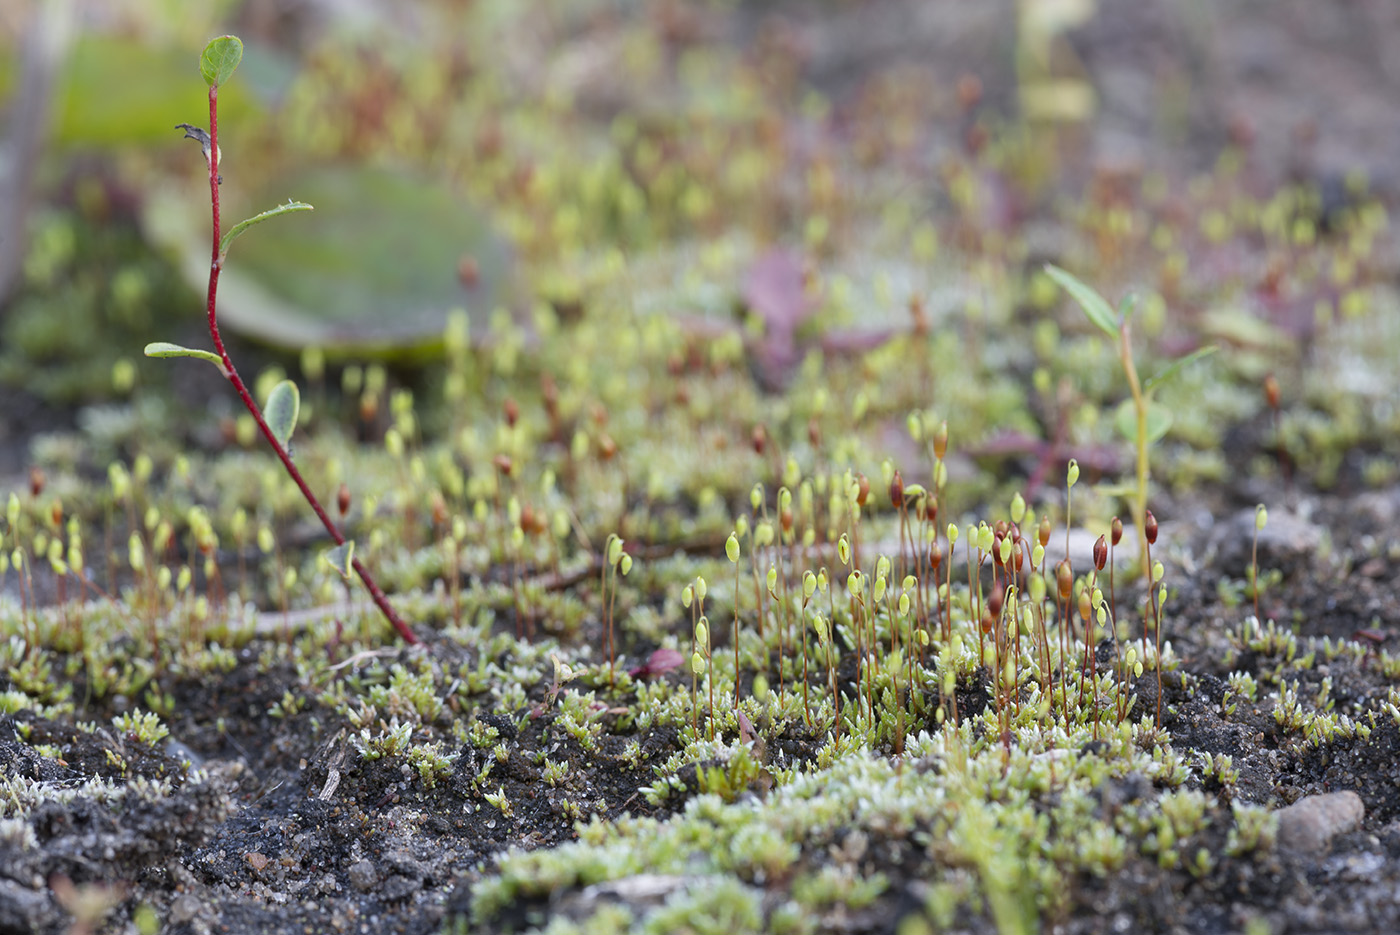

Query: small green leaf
[[1094, 481, 1138, 499], [324, 541, 355, 579], [200, 36, 243, 88], [144, 342, 225, 369], [220, 201, 313, 261], [263, 379, 300, 450], [1043, 264, 1119, 338], [1115, 399, 1173, 444], [1143, 345, 1218, 394], [1118, 293, 1138, 324]]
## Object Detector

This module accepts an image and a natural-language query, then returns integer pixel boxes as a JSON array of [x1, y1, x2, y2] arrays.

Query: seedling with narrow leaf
[[145, 36, 416, 644], [1044, 264, 1216, 577]]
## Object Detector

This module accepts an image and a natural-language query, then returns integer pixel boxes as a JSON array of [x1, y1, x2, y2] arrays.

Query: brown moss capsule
[[504, 398, 519, 428], [925, 496, 938, 525], [780, 507, 793, 533], [1056, 559, 1073, 603], [1264, 374, 1281, 410], [751, 425, 767, 456], [431, 493, 449, 529], [29, 466, 45, 497], [1111, 516, 1123, 547], [808, 417, 822, 449], [1077, 587, 1092, 621], [987, 582, 1005, 620], [1039, 515, 1052, 549], [521, 504, 547, 536], [337, 482, 351, 518], [1145, 510, 1158, 545], [457, 255, 480, 288], [1093, 534, 1108, 571], [933, 421, 949, 460], [50, 499, 63, 528], [1014, 541, 1026, 574], [597, 434, 618, 461], [909, 295, 928, 338], [855, 474, 870, 507], [541, 374, 559, 415], [889, 470, 904, 509], [929, 541, 943, 571], [493, 454, 513, 476]]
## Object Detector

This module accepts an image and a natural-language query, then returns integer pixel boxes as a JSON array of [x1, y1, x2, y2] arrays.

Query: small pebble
[[347, 859, 378, 892], [169, 893, 202, 924], [1276, 791, 1364, 855]]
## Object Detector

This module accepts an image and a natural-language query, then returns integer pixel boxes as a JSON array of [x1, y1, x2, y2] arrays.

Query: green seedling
[[145, 36, 415, 644], [1044, 264, 1216, 577]]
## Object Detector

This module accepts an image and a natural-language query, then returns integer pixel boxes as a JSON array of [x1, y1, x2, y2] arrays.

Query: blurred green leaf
[[200, 35, 243, 88], [18, 36, 262, 147], [149, 166, 513, 352], [1044, 264, 1118, 338], [1115, 399, 1173, 444], [1143, 345, 1217, 394]]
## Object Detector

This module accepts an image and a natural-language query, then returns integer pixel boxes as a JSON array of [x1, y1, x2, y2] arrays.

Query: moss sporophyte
[[147, 36, 415, 644]]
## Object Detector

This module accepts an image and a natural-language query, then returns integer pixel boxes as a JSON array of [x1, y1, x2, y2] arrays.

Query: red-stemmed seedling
[[147, 37, 416, 644]]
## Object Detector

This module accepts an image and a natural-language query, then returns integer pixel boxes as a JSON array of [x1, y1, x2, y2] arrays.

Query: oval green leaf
[[20, 36, 261, 147], [1114, 398, 1173, 445], [1044, 264, 1119, 338], [200, 35, 243, 88], [263, 379, 300, 450], [324, 541, 355, 579], [148, 166, 513, 353], [144, 342, 225, 370], [1143, 345, 1218, 394]]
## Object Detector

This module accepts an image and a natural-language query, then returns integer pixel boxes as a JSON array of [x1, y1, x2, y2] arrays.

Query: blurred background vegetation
[[3, 0, 1398, 486]]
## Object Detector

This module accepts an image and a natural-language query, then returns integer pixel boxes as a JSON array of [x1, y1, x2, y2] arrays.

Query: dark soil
[[5, 481, 1400, 933]]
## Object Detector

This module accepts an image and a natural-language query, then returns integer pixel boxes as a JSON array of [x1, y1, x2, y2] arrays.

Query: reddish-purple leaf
[[737, 710, 756, 744], [628, 648, 685, 679], [744, 249, 813, 335], [743, 249, 813, 390]]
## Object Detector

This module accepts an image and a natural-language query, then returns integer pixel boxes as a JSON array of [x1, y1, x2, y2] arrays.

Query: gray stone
[[0, 878, 57, 933], [1276, 791, 1364, 855], [169, 893, 203, 925], [347, 859, 378, 892], [1208, 506, 1326, 579]]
